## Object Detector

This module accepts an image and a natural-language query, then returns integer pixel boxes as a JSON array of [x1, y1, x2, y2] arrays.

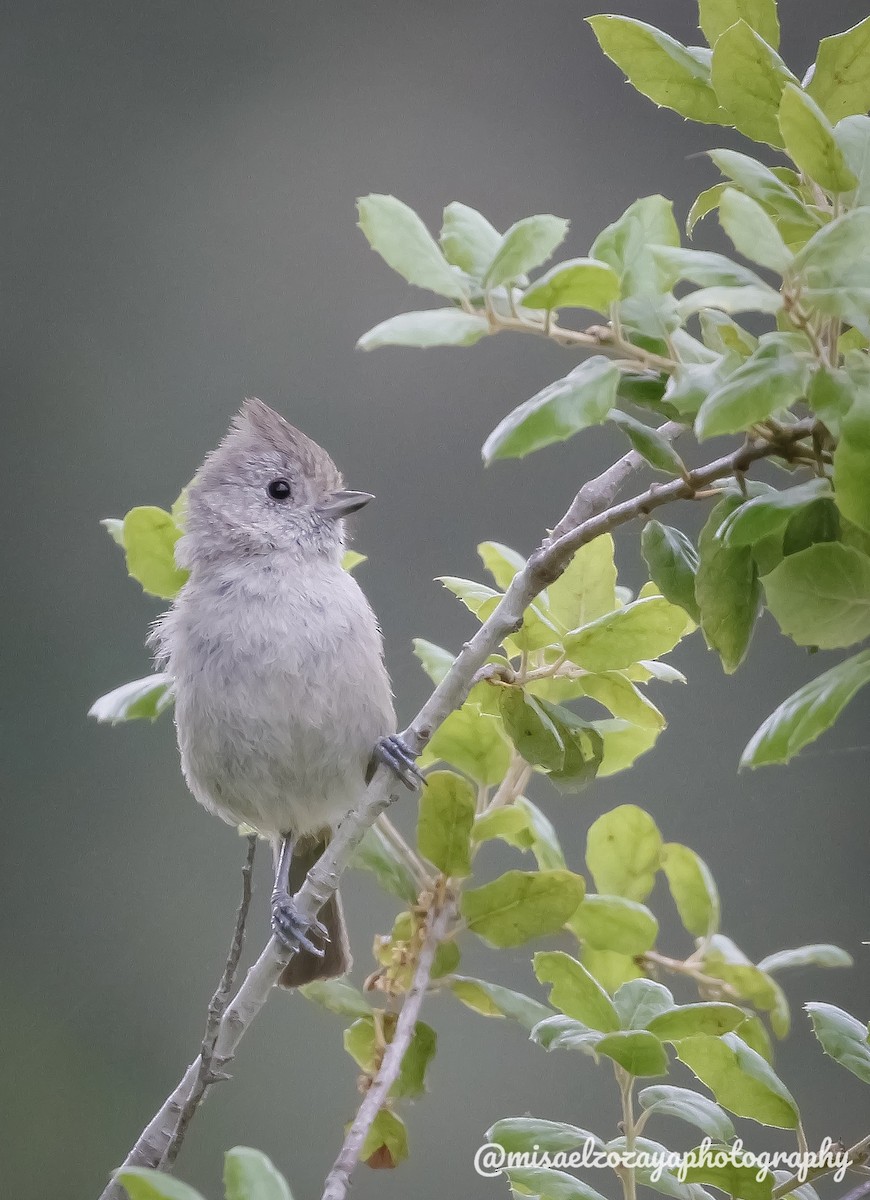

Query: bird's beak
[[317, 490, 375, 519]]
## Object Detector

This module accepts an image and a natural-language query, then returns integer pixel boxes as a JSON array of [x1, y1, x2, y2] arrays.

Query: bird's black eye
[[267, 479, 292, 501]]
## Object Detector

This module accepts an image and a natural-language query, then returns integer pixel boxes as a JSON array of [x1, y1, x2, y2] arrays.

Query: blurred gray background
[[3, 2, 869, 1197]]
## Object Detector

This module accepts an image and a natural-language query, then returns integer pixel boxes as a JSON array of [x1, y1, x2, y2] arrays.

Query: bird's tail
[[276, 834, 352, 989]]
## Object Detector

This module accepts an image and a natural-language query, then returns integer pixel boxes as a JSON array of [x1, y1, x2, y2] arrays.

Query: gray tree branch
[[321, 896, 454, 1200], [99, 418, 814, 1200]]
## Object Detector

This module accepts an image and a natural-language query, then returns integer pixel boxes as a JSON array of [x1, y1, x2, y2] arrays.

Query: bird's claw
[[270, 892, 328, 957], [373, 734, 425, 791]]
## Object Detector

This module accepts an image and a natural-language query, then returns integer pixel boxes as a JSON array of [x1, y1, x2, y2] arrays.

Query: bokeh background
[[3, 2, 869, 1197]]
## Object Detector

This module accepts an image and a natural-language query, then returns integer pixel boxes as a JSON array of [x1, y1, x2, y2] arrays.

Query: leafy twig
[[321, 894, 454, 1200]]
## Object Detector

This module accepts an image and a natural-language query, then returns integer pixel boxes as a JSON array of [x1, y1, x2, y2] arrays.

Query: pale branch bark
[[160, 834, 257, 1170], [99, 418, 815, 1200], [321, 897, 454, 1200]]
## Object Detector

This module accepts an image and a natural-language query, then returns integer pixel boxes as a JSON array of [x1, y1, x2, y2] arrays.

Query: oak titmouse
[[152, 398, 421, 987]]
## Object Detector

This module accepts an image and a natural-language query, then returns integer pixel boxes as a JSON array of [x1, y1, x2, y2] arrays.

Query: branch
[[772, 1132, 870, 1199], [160, 834, 257, 1170], [321, 896, 454, 1200], [99, 419, 815, 1199]]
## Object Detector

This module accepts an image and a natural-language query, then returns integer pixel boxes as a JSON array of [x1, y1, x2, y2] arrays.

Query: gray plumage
[[152, 398, 396, 985]]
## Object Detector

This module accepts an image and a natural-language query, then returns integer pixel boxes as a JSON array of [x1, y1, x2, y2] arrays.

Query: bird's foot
[[271, 891, 327, 956], [373, 734, 425, 791]]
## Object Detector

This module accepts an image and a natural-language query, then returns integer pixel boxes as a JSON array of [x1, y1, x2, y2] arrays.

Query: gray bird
[[152, 398, 420, 987]]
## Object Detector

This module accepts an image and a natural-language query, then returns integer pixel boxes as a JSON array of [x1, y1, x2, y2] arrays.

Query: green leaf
[[484, 215, 569, 288], [533, 950, 620, 1031], [357, 309, 489, 350], [89, 673, 174, 724], [696, 496, 761, 672], [641, 522, 700, 622], [742, 649, 870, 766], [299, 977, 372, 1018], [591, 196, 680, 297], [392, 1021, 437, 1098], [478, 540, 527, 588], [638, 1084, 736, 1141], [592, 718, 661, 777], [440, 202, 502, 279], [576, 672, 665, 731], [710, 20, 796, 147], [834, 116, 870, 205], [341, 550, 366, 573], [687, 184, 728, 238], [587, 16, 722, 123], [122, 507, 188, 599], [778, 84, 858, 193], [547, 534, 618, 632], [596, 1029, 669, 1077], [647, 1003, 746, 1040], [834, 393, 870, 532], [357, 194, 467, 298], [417, 769, 475, 877], [115, 1171, 205, 1200], [695, 336, 810, 440], [757, 944, 853, 973], [676, 283, 783, 319], [781, 498, 840, 557], [499, 689, 566, 770], [359, 1107, 409, 1167], [535, 699, 605, 792], [612, 979, 675, 1029], [423, 700, 511, 785], [439, 575, 501, 621], [608, 411, 686, 475], [650, 245, 766, 289], [101, 516, 125, 545], [352, 825, 419, 903], [224, 1147, 292, 1200], [806, 1002, 870, 1084], [675, 1032, 800, 1127], [482, 357, 619, 463], [522, 257, 620, 312], [568, 894, 659, 955], [682, 1151, 774, 1200], [708, 148, 821, 230], [488, 1117, 604, 1154], [763, 543, 870, 648], [449, 976, 553, 1029], [517, 797, 568, 869], [586, 804, 662, 903], [661, 842, 720, 938], [793, 210, 870, 330], [698, 0, 779, 51], [718, 479, 832, 547], [807, 16, 870, 123], [412, 638, 454, 685], [531, 1014, 607, 1053], [737, 1015, 774, 1063], [472, 806, 534, 850], [462, 870, 584, 948], [701, 937, 790, 1034], [508, 1167, 609, 1200], [718, 188, 793, 273], [564, 596, 689, 672]]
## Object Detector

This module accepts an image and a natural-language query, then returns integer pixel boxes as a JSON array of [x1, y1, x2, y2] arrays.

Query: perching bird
[[152, 398, 420, 987]]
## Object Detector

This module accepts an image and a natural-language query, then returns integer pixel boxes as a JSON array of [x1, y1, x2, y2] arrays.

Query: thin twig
[[160, 834, 257, 1170], [772, 1132, 870, 1199], [321, 897, 453, 1200], [98, 419, 816, 1199]]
